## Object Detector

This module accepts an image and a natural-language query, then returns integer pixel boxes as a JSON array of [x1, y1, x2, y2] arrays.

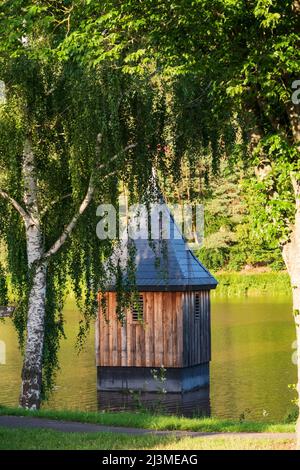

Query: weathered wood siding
[[182, 291, 211, 366], [97, 290, 210, 368]]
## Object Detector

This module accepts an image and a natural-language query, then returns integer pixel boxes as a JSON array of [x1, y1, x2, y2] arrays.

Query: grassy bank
[[212, 272, 291, 298], [6, 272, 292, 303], [0, 406, 294, 434], [0, 426, 294, 450]]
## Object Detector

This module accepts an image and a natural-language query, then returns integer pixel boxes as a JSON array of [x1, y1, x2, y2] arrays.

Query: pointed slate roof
[[108, 204, 218, 292]]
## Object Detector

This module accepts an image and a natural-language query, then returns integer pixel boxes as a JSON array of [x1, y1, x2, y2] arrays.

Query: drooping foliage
[[61, 0, 300, 243], [0, 1, 170, 396], [1, 0, 299, 399]]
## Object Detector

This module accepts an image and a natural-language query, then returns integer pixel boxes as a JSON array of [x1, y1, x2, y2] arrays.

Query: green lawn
[[0, 406, 294, 434], [0, 426, 294, 450]]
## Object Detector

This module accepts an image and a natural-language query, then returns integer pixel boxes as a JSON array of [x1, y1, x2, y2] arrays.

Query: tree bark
[[19, 260, 47, 409], [284, 85, 300, 448], [17, 134, 133, 408], [292, 0, 300, 14], [19, 138, 46, 409], [282, 178, 300, 450]]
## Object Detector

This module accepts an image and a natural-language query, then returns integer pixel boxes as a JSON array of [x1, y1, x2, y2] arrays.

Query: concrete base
[[97, 388, 210, 417], [97, 364, 209, 393]]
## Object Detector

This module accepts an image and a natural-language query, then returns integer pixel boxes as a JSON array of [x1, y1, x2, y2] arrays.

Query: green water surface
[[0, 296, 296, 421]]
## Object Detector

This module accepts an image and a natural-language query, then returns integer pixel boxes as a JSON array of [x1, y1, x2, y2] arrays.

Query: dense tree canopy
[[0, 1, 172, 399], [54, 0, 300, 253], [1, 1, 300, 445]]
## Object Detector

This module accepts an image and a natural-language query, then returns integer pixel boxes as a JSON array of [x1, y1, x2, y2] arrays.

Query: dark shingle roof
[[107, 205, 218, 292]]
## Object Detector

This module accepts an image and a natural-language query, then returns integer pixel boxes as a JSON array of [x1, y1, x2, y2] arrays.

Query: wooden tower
[[96, 206, 217, 392]]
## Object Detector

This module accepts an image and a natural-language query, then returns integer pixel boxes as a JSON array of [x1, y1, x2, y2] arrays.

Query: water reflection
[[210, 297, 296, 421], [97, 388, 211, 418], [0, 296, 297, 421]]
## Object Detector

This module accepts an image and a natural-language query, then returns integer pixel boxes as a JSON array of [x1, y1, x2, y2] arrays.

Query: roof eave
[[104, 283, 218, 292]]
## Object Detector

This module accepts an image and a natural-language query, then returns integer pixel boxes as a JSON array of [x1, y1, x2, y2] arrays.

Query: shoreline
[[0, 406, 294, 434], [212, 271, 291, 298]]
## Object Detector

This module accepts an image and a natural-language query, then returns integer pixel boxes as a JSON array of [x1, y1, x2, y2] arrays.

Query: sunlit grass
[[212, 272, 291, 297], [0, 426, 294, 450], [0, 405, 295, 433], [154, 437, 294, 451]]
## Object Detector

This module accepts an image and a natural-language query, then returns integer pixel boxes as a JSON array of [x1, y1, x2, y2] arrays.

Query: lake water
[[0, 296, 297, 421]]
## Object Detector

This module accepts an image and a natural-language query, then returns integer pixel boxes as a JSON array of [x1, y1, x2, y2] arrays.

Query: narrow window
[[132, 294, 144, 322], [159, 210, 163, 240], [195, 293, 201, 321]]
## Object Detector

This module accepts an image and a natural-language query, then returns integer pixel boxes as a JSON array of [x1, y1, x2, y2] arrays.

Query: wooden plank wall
[[182, 290, 211, 366], [97, 291, 184, 368], [97, 290, 211, 368]]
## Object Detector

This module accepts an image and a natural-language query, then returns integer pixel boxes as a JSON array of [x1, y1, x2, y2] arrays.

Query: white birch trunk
[[19, 259, 47, 409], [282, 191, 300, 449], [0, 128, 134, 408], [17, 134, 129, 408], [284, 86, 300, 448], [19, 138, 46, 409]]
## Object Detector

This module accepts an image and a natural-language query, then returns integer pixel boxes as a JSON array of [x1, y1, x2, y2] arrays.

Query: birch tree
[[0, 2, 166, 409]]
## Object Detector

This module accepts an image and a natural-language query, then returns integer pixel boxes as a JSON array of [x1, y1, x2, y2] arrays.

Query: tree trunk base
[[20, 364, 43, 410]]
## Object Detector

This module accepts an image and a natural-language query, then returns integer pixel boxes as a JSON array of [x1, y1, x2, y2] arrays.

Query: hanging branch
[[44, 173, 95, 258], [97, 143, 137, 171], [40, 193, 72, 218], [44, 135, 137, 259], [0, 189, 31, 222]]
